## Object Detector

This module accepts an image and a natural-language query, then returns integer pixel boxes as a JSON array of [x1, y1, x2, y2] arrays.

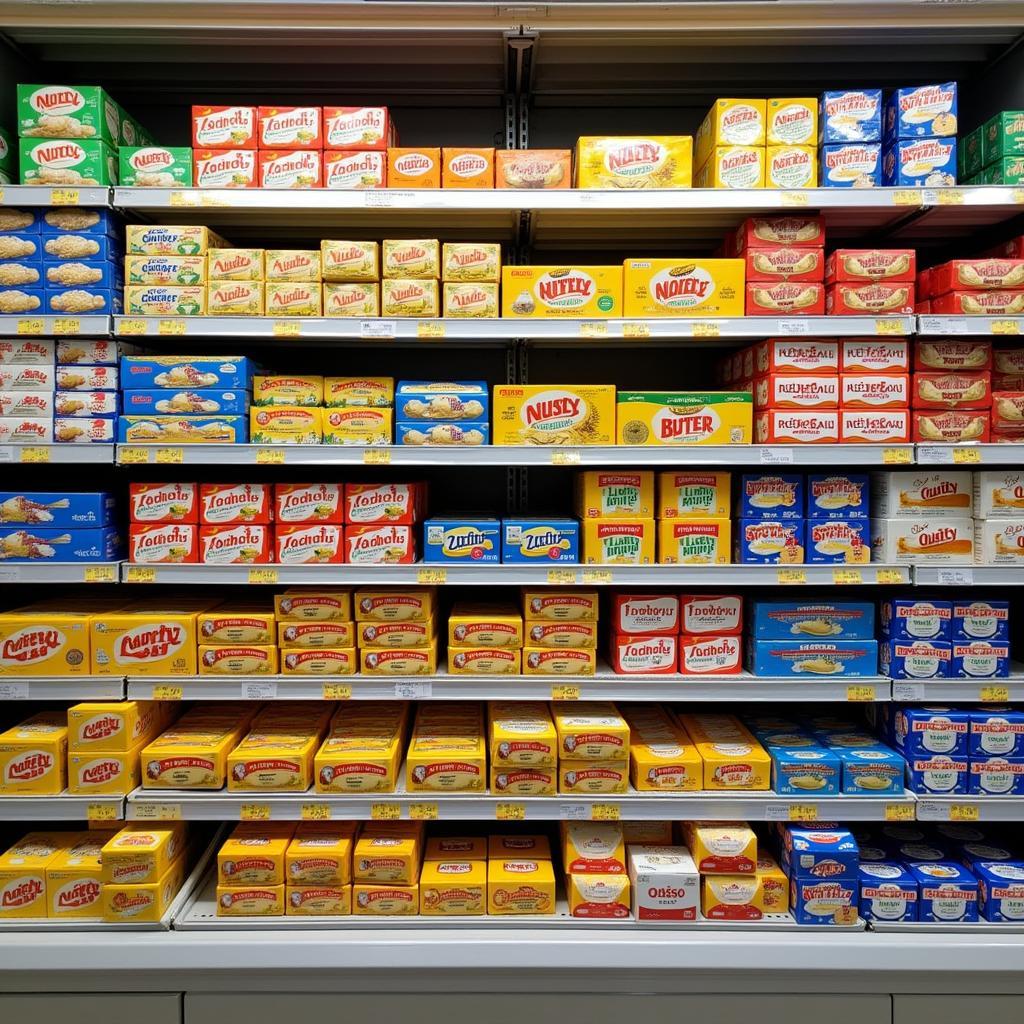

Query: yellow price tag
[[580, 322, 607, 338], [50, 188, 80, 205], [876, 319, 905, 336], [409, 803, 438, 820], [788, 804, 818, 821], [980, 685, 1010, 702], [952, 447, 981, 464], [551, 450, 581, 466], [158, 319, 187, 336], [16, 319, 43, 335], [126, 566, 156, 583], [273, 320, 301, 338], [991, 320, 1020, 335], [496, 803, 526, 821], [551, 684, 581, 701], [119, 447, 150, 465], [363, 448, 391, 465], [547, 569, 576, 585], [876, 568, 904, 584], [371, 803, 401, 820], [322, 683, 352, 700], [19, 447, 49, 464], [169, 191, 198, 207], [87, 803, 118, 822], [84, 565, 116, 583], [240, 804, 271, 821], [591, 803, 620, 821], [52, 318, 81, 336], [248, 568, 279, 585], [1014, 189, 1024, 206], [417, 568, 447, 584], [622, 322, 650, 339], [692, 322, 720, 338], [153, 685, 183, 701], [155, 447, 183, 464], [777, 568, 807, 585], [882, 447, 912, 465], [885, 803, 915, 822], [301, 803, 331, 821], [417, 321, 445, 339], [833, 569, 862, 585], [847, 685, 876, 702], [950, 803, 980, 822], [781, 191, 809, 206], [935, 189, 964, 205], [132, 803, 181, 821], [117, 319, 148, 337], [255, 448, 285, 465], [892, 189, 922, 206], [581, 570, 612, 584]]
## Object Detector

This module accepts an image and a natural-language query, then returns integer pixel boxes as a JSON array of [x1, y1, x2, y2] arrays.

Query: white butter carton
[[871, 518, 974, 564], [975, 519, 1024, 564], [870, 471, 973, 518], [627, 846, 699, 921], [974, 471, 1024, 518]]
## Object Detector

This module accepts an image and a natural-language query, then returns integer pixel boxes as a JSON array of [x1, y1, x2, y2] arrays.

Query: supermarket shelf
[[916, 444, 1024, 466], [0, 315, 110, 337], [0, 185, 110, 207], [119, 563, 913, 586], [918, 315, 1024, 336], [916, 797, 1024, 822], [0, 677, 124, 701], [125, 787, 916, 823], [0, 562, 121, 584], [0, 444, 114, 465], [0, 794, 123, 822], [913, 566, 1024, 586]]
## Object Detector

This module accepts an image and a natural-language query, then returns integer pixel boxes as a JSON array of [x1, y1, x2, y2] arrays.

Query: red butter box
[[840, 373, 910, 408], [913, 410, 991, 443], [752, 338, 838, 375], [912, 371, 991, 410], [611, 595, 679, 636], [825, 249, 916, 284], [609, 633, 679, 675], [258, 149, 322, 189], [731, 216, 825, 254], [826, 282, 914, 315], [343, 483, 420, 525], [275, 524, 345, 564], [323, 150, 387, 190], [840, 410, 911, 443], [930, 290, 1024, 315], [744, 247, 825, 283], [129, 523, 198, 563], [840, 338, 909, 373], [679, 595, 743, 636], [929, 259, 1024, 295], [199, 483, 273, 526], [129, 483, 197, 524], [192, 105, 257, 149], [754, 374, 838, 409], [258, 106, 322, 149], [678, 634, 743, 675], [992, 392, 1024, 430], [746, 282, 825, 316], [274, 484, 343, 524], [193, 149, 258, 189], [914, 340, 992, 372], [323, 107, 395, 152], [343, 524, 416, 564], [199, 524, 271, 564]]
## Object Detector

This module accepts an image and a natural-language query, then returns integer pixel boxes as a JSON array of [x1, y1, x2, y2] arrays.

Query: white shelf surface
[[915, 797, 1024, 822], [0, 443, 115, 464], [0, 315, 111, 337], [870, 920, 1024, 934], [0, 562, 121, 584], [892, 677, 1024, 703], [914, 566, 1024, 586], [918, 315, 1024, 337], [0, 676, 124, 701], [0, 185, 111, 207], [916, 444, 1024, 466], [0, 793, 123, 821]]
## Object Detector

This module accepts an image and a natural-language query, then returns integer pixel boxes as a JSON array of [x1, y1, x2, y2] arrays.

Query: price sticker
[[255, 448, 285, 465], [622, 322, 650, 339], [551, 450, 581, 466], [19, 447, 49, 464], [833, 568, 862, 586], [248, 568, 279, 585], [893, 682, 925, 701], [169, 191, 199, 207], [360, 319, 396, 339], [781, 190, 810, 206], [1014, 189, 1024, 205], [84, 565, 116, 583], [87, 802, 118, 822], [950, 803, 980, 822], [158, 319, 187, 336], [991, 320, 1020, 335], [876, 319, 905, 336], [132, 803, 181, 821], [0, 682, 29, 700], [50, 188, 80, 205], [155, 447, 183, 464], [777, 568, 806, 585], [240, 804, 271, 821], [273, 320, 301, 338], [581, 570, 612, 584], [892, 189, 923, 206], [759, 447, 794, 465], [928, 188, 964, 205], [547, 569, 576, 585], [201, 192, 232, 208], [394, 681, 431, 699], [937, 568, 973, 586], [363, 448, 391, 465], [496, 803, 526, 821], [847, 684, 876, 702], [417, 568, 446, 584], [885, 803, 915, 822], [882, 447, 912, 465], [591, 803, 620, 821], [417, 321, 445, 339], [371, 803, 401, 820], [691, 322, 720, 338], [301, 803, 331, 821], [117, 319, 148, 337], [126, 566, 156, 583], [16, 319, 43, 336], [876, 568, 904, 584], [242, 682, 277, 700], [580, 321, 607, 338], [153, 685, 183, 701], [119, 447, 150, 465], [322, 683, 352, 700], [52, 318, 81, 335], [560, 803, 589, 820], [980, 685, 1010, 702], [952, 447, 981, 464], [409, 803, 438, 820], [778, 319, 811, 336], [788, 804, 818, 821], [551, 684, 581, 701]]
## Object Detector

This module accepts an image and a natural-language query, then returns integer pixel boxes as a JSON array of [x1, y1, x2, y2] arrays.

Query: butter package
[[805, 519, 870, 564], [121, 355, 252, 390], [610, 633, 678, 674], [740, 473, 803, 519], [199, 645, 278, 675], [767, 145, 817, 189], [92, 606, 204, 675], [101, 823, 186, 886], [406, 730, 485, 793], [859, 863, 919, 923], [276, 590, 352, 622], [628, 847, 699, 921], [286, 884, 352, 916], [356, 619, 427, 649], [696, 144, 765, 188], [489, 701, 557, 767], [492, 765, 556, 796], [975, 472, 1024, 518], [656, 471, 729, 519], [617, 391, 752, 446], [381, 278, 439, 317], [885, 83, 958, 141], [126, 255, 206, 287], [952, 641, 1010, 679], [250, 406, 322, 444], [216, 885, 284, 917], [582, 519, 654, 564], [0, 832, 66, 918], [907, 755, 969, 795], [361, 646, 437, 675], [118, 415, 246, 444], [822, 90, 883, 144], [560, 760, 627, 794], [141, 720, 245, 789], [219, 830, 289, 885], [747, 640, 878, 678], [320, 240, 378, 282], [501, 266, 621, 318], [524, 590, 597, 622], [657, 518, 730, 564], [450, 647, 521, 674], [737, 519, 805, 564], [841, 338, 910, 374], [575, 136, 693, 189], [356, 588, 433, 622], [554, 703, 629, 761], [790, 874, 859, 926], [883, 137, 957, 187], [870, 518, 974, 563], [525, 620, 598, 649], [612, 594, 678, 636], [265, 249, 320, 283], [353, 830, 420, 884], [419, 860, 486, 915], [382, 239, 440, 280], [677, 732, 770, 791], [227, 732, 320, 792], [323, 407, 391, 446], [282, 648, 356, 675], [771, 746, 841, 796], [67, 739, 147, 794], [208, 248, 263, 281], [450, 604, 523, 648], [423, 516, 500, 563], [488, 858, 555, 915], [323, 281, 379, 317], [0, 609, 93, 676], [253, 375, 323, 407], [751, 601, 874, 640], [314, 732, 401, 791], [575, 472, 654, 519], [567, 873, 630, 920], [68, 701, 160, 752], [678, 635, 742, 675], [125, 285, 205, 316], [502, 518, 579, 563], [493, 384, 615, 445], [47, 836, 107, 919], [976, 519, 1024, 564], [622, 259, 744, 317], [683, 821, 757, 874], [324, 376, 391, 408], [101, 857, 186, 924], [562, 822, 626, 874], [970, 709, 1024, 758], [768, 98, 817, 145], [353, 883, 418, 916], [702, 875, 768, 921], [443, 281, 498, 318], [975, 862, 1024, 922], [625, 707, 703, 791], [285, 828, 355, 886], [680, 596, 743, 636], [807, 474, 869, 520], [969, 757, 1024, 796], [0, 711, 68, 794], [882, 640, 952, 680], [127, 225, 229, 256], [265, 281, 321, 317], [910, 862, 978, 924], [871, 471, 973, 518], [121, 388, 246, 417], [953, 601, 1009, 642], [442, 243, 501, 283], [0, 525, 120, 563]]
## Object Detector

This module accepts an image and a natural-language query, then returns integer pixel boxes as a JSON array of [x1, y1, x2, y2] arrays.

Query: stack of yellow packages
[[323, 375, 394, 445], [198, 604, 278, 676], [553, 701, 631, 794], [66, 700, 164, 795], [576, 470, 655, 565], [250, 375, 324, 445], [356, 587, 437, 675], [206, 245, 265, 317], [448, 601, 523, 675], [442, 242, 501, 318], [677, 713, 771, 790], [487, 833, 555, 915], [381, 238, 440, 318], [227, 703, 333, 792], [216, 821, 295, 916], [522, 589, 599, 676], [406, 702, 486, 792], [420, 834, 487, 915], [286, 821, 357, 915], [276, 590, 356, 676], [314, 701, 408, 793], [353, 820, 424, 915], [321, 239, 380, 317], [125, 225, 227, 315], [563, 821, 630, 919], [0, 710, 69, 794], [100, 821, 191, 923], [621, 705, 703, 791], [656, 470, 732, 564], [488, 701, 557, 796], [265, 246, 322, 316]]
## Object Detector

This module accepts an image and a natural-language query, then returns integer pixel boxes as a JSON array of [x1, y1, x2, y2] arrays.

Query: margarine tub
[[420, 860, 486, 915]]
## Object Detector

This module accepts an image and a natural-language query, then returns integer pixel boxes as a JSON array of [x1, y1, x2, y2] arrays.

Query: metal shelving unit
[[0, 444, 115, 465], [916, 797, 1024, 822], [0, 562, 121, 584], [0, 315, 110, 336], [0, 676, 124, 701], [892, 676, 1024, 703], [0, 794, 122, 822], [0, 185, 110, 207], [914, 566, 1024, 586], [918, 315, 1024, 337], [916, 444, 1024, 466]]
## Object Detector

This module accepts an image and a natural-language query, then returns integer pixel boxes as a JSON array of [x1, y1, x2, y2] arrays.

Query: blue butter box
[[894, 706, 969, 757], [395, 381, 489, 420], [858, 863, 918, 922], [44, 287, 122, 316], [501, 518, 579, 563], [746, 639, 878, 678], [40, 207, 122, 237], [970, 709, 1024, 759], [907, 755, 969, 795], [0, 525, 120, 562], [821, 89, 883, 143], [396, 420, 489, 446], [41, 234, 120, 262], [820, 144, 883, 187], [895, 840, 952, 864], [0, 491, 115, 528], [0, 285, 44, 313], [969, 757, 1024, 796], [0, 237, 41, 263], [816, 730, 885, 750], [975, 862, 1024, 922], [837, 748, 905, 796], [44, 259, 123, 290], [121, 356, 254, 390], [740, 474, 804, 519], [881, 599, 951, 641], [881, 640, 952, 680], [910, 862, 979, 923], [958, 842, 1018, 873], [807, 474, 869, 519], [0, 261, 41, 286], [884, 83, 957, 141], [790, 875, 859, 925], [423, 516, 501, 563], [117, 415, 247, 444], [951, 600, 1009, 642], [805, 518, 870, 563], [737, 520, 805, 564], [782, 826, 859, 879], [0, 209, 41, 234], [770, 746, 841, 797], [883, 137, 957, 187], [952, 641, 1010, 679], [122, 389, 251, 416]]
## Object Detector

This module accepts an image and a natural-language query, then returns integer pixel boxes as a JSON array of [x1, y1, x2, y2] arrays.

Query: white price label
[[764, 804, 792, 821], [361, 319, 397, 338], [0, 682, 29, 700], [777, 319, 811, 335], [560, 803, 589, 820], [918, 445, 954, 464], [395, 681, 432, 699], [0, 447, 12, 463], [242, 682, 278, 700], [0, 568, 20, 582], [937, 568, 974, 586], [364, 191, 393, 207], [759, 447, 794, 465], [920, 316, 968, 335], [893, 683, 925, 701]]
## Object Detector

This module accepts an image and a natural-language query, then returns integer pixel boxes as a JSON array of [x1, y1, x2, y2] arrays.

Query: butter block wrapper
[[121, 356, 252, 390], [952, 641, 1010, 679], [907, 756, 969, 795], [746, 639, 878, 678], [501, 518, 579, 563], [805, 519, 870, 564], [881, 640, 952, 679], [822, 90, 882, 144], [399, 419, 488, 449], [859, 863, 919, 923], [119, 415, 246, 444], [751, 601, 875, 640], [910, 862, 978, 924], [737, 519, 805, 564], [0, 525, 120, 562], [770, 746, 841, 796]]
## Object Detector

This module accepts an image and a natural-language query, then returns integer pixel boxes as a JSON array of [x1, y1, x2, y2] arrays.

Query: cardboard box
[[582, 518, 654, 564], [320, 240, 378, 282], [265, 281, 322, 316], [257, 106, 322, 149], [381, 279, 438, 317], [323, 106, 393, 150], [870, 471, 974, 517], [192, 105, 257, 148], [882, 137, 957, 186], [387, 148, 440, 188], [628, 847, 700, 920], [755, 373, 838, 409], [909, 862, 978, 924], [840, 373, 910, 408], [501, 266, 622, 318], [193, 149, 258, 188], [576, 136, 693, 189], [125, 285, 206, 316], [495, 149, 571, 189], [18, 84, 119, 145], [912, 371, 991, 410], [826, 249, 915, 284], [695, 100, 766, 167], [766, 145, 817, 188], [524, 647, 596, 675], [216, 885, 284, 917], [129, 522, 198, 563], [678, 634, 742, 674], [744, 247, 825, 284], [767, 98, 817, 145], [622, 258, 744, 317], [694, 145, 764, 188], [323, 149, 386, 190], [882, 599, 951, 641], [826, 282, 914, 315], [91, 607, 202, 675], [683, 821, 757, 873], [870, 517, 974, 563], [554, 703, 628, 760], [281, 620, 355, 648], [250, 406, 322, 445], [575, 471, 654, 519], [0, 712, 68, 794], [199, 645, 278, 675], [323, 407, 391, 446], [524, 620, 598, 649], [805, 519, 870, 563], [746, 281, 824, 315], [443, 281, 498, 318], [487, 859, 555, 915], [276, 523, 346, 564], [609, 632, 678, 674], [441, 148, 494, 188], [841, 338, 909, 373], [617, 391, 752, 445], [568, 873, 630, 919], [747, 639, 878, 677], [953, 600, 1009, 642], [442, 242, 501, 283], [419, 860, 485, 915], [19, 138, 117, 186], [129, 483, 197, 524], [323, 281, 379, 317], [913, 410, 990, 443], [0, 832, 65, 917], [502, 518, 579, 563], [737, 519, 806, 563], [657, 518, 730, 564], [885, 83, 957, 141], [120, 146, 193, 188], [493, 384, 616, 445], [523, 590, 597, 621], [199, 523, 271, 564], [488, 702, 557, 767]]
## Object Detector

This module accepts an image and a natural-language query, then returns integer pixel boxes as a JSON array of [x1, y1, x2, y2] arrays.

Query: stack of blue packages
[[395, 381, 489, 446], [820, 89, 883, 188], [54, 337, 127, 443], [882, 83, 958, 186], [41, 207, 124, 315], [0, 490, 120, 561]]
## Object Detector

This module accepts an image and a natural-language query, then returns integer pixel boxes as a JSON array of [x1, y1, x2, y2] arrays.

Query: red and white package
[[323, 150, 386, 189], [55, 417, 115, 443], [611, 595, 679, 636], [0, 391, 51, 417], [755, 410, 840, 444], [840, 338, 909, 374], [994, 348, 1024, 376], [275, 524, 345, 564], [193, 149, 258, 188], [840, 409, 911, 443], [744, 247, 824, 283], [129, 523, 198, 564], [199, 524, 271, 564], [752, 338, 838, 375], [192, 105, 257, 149], [992, 392, 1024, 430], [609, 633, 678, 675], [914, 340, 992, 372], [912, 410, 991, 443], [730, 216, 825, 254], [343, 524, 416, 564], [746, 281, 825, 316], [754, 374, 838, 409], [912, 371, 991, 410], [917, 268, 932, 299], [930, 290, 1024, 315], [840, 373, 910, 408], [199, 483, 272, 526], [678, 635, 742, 675], [825, 249, 916, 283], [679, 595, 743, 636], [257, 106, 322, 149], [343, 483, 420, 525], [258, 150, 322, 189], [929, 259, 1024, 295], [129, 483, 198, 524], [274, 483, 343, 524], [825, 282, 914, 315], [323, 106, 395, 151]]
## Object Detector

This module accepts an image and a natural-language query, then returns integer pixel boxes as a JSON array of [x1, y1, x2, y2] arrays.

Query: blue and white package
[[790, 875, 860, 925], [895, 841, 952, 864], [753, 598, 872, 638], [43, 259, 122, 290], [881, 599, 951, 641], [951, 641, 1010, 679], [45, 287, 122, 315], [806, 474, 869, 519], [975, 862, 1024, 922], [837, 748, 905, 796], [737, 520, 805, 564], [121, 389, 251, 416], [858, 863, 918, 922], [121, 356, 253, 390], [894, 707, 968, 757], [805, 519, 870, 563], [395, 381, 488, 420], [0, 525, 120, 562], [820, 144, 882, 187], [746, 639, 878, 678], [396, 420, 489, 447], [821, 89, 883, 143], [816, 730, 885, 750], [423, 516, 501, 563], [910, 862, 978, 923], [41, 234, 119, 262], [0, 491, 114, 528], [907, 755, 969, 795], [0, 285, 43, 312], [883, 137, 957, 187], [0, 209, 41, 234], [970, 709, 1024, 759], [770, 746, 841, 797], [501, 518, 579, 563], [881, 640, 952, 680], [951, 600, 1009, 642], [958, 842, 1018, 873], [40, 207, 122, 237], [739, 474, 803, 519], [884, 83, 957, 141], [781, 826, 859, 878], [969, 757, 1024, 797]]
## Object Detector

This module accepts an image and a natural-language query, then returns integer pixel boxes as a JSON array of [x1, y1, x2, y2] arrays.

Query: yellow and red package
[[199, 524, 272, 564], [275, 524, 345, 564], [323, 106, 395, 151], [199, 483, 273, 526], [192, 105, 257, 148], [495, 149, 571, 189], [730, 215, 825, 254], [258, 150, 323, 189], [840, 338, 910, 374], [323, 151, 386, 190], [343, 483, 421, 525], [128, 483, 198, 524], [343, 524, 417, 564], [193, 149, 258, 188], [755, 410, 840, 444], [825, 282, 914, 315], [915, 340, 992, 372], [754, 374, 839, 409], [751, 338, 838, 375], [274, 484, 343, 525]]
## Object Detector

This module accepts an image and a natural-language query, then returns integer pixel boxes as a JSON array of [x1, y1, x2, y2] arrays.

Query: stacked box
[[66, 700, 162, 795], [820, 90, 882, 187], [779, 824, 860, 925], [523, 588, 599, 668], [554, 702, 629, 793], [406, 703, 485, 792], [737, 473, 805, 564], [355, 587, 436, 675], [442, 242, 500, 317], [397, 380, 486, 447], [451, 603, 523, 676], [0, 490, 119, 561], [882, 84, 958, 186], [488, 702, 556, 795]]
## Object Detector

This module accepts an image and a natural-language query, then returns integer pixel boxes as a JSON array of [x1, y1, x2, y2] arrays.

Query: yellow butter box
[[199, 609, 277, 645], [325, 376, 394, 408], [250, 406, 323, 444], [489, 701, 557, 767], [0, 832, 65, 918], [356, 588, 434, 622], [581, 518, 655, 564], [207, 248, 264, 281], [323, 406, 392, 445], [101, 823, 187, 885], [381, 278, 439, 317], [227, 732, 320, 792], [420, 860, 486, 915], [406, 736, 486, 793], [501, 266, 622, 318], [678, 720, 771, 790], [324, 282, 380, 317], [758, 854, 789, 913], [68, 701, 160, 752], [695, 99, 767, 168], [682, 821, 758, 874], [265, 249, 321, 283], [425, 836, 487, 862], [320, 240, 379, 282], [523, 590, 598, 622], [216, 884, 284, 917], [314, 732, 402, 792], [382, 239, 440, 280], [554, 703, 629, 761], [523, 647, 596, 675], [282, 648, 357, 675], [657, 518, 731, 564], [279, 620, 356, 649], [575, 137, 693, 189], [574, 470, 654, 519], [449, 603, 523, 648], [492, 385, 617, 445], [354, 832, 420, 884], [658, 471, 731, 518], [492, 765, 557, 796], [360, 645, 437, 675], [47, 836, 105, 918], [701, 874, 767, 921], [449, 647, 521, 674], [287, 884, 352, 915], [442, 243, 501, 283], [286, 828, 354, 885], [141, 722, 243, 788], [218, 829, 289, 885], [265, 282, 322, 317], [766, 145, 817, 190], [253, 376, 324, 407], [559, 760, 628, 794], [616, 392, 753, 446], [0, 610, 93, 676], [206, 280, 264, 316], [626, 708, 704, 791], [67, 736, 147, 795], [622, 258, 745, 318], [276, 589, 353, 622], [353, 882, 418, 916], [199, 645, 279, 675], [562, 822, 627, 873], [488, 858, 556, 915], [126, 254, 207, 287], [124, 285, 206, 316], [767, 98, 818, 147], [127, 225, 228, 256], [443, 281, 499, 318], [525, 620, 598, 649], [0, 711, 68, 794], [695, 146, 765, 189], [91, 608, 201, 676], [568, 873, 630, 919]]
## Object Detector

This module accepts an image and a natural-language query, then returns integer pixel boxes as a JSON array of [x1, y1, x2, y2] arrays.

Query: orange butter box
[[441, 148, 494, 188], [840, 373, 910, 408], [912, 371, 991, 410], [324, 150, 386, 190], [129, 523, 198, 563], [387, 148, 441, 188], [275, 523, 345, 564], [752, 339, 838, 374], [344, 524, 416, 564], [754, 374, 839, 409]]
